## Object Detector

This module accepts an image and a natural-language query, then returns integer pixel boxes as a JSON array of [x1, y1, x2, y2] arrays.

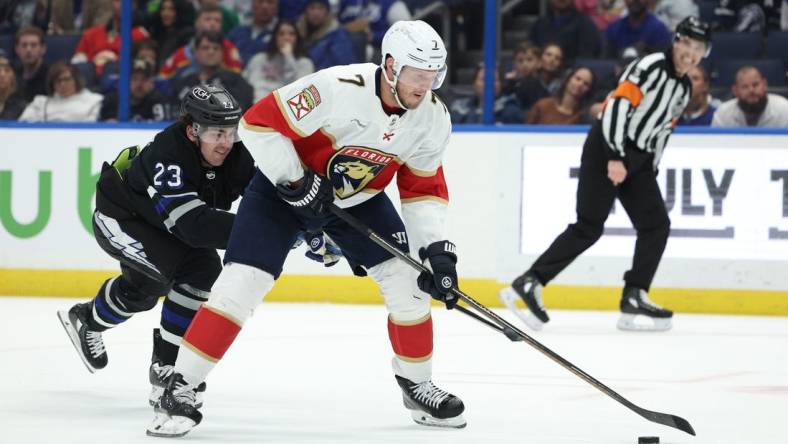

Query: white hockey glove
[[301, 231, 342, 267]]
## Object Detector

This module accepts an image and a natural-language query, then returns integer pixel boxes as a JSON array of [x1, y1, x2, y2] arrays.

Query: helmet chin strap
[[382, 66, 409, 110]]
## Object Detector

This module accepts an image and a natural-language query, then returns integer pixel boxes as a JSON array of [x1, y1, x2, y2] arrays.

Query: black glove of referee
[[276, 170, 334, 219], [417, 240, 459, 309]]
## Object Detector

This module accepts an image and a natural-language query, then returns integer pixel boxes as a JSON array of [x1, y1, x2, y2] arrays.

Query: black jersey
[[95, 122, 256, 249]]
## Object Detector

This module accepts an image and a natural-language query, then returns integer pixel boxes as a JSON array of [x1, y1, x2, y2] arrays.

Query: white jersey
[[238, 62, 452, 251]]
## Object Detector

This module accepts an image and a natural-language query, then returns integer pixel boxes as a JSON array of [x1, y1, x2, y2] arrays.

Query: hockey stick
[[330, 204, 696, 436]]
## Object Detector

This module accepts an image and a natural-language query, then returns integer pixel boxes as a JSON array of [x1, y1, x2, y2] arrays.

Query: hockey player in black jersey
[[56, 85, 256, 405]]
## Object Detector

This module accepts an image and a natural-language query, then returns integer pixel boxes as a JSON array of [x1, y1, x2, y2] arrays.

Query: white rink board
[[2, 126, 788, 290]]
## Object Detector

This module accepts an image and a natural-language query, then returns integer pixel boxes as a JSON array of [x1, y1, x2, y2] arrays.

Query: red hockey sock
[[181, 306, 242, 362], [388, 314, 433, 361]]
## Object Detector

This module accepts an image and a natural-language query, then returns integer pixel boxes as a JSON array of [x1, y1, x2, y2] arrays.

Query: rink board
[[2, 123, 788, 315]]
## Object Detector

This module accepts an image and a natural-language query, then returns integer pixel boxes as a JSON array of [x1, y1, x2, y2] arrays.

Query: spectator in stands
[[13, 26, 48, 101], [449, 65, 523, 124], [604, 0, 671, 57], [0, 50, 27, 120], [653, 0, 699, 31], [18, 61, 103, 122], [297, 0, 358, 71], [71, 0, 150, 75], [512, 42, 566, 112], [575, 0, 625, 31], [679, 65, 719, 125], [244, 19, 313, 102], [227, 0, 279, 66], [714, 0, 782, 31], [145, 0, 195, 66], [198, 0, 240, 34], [529, 0, 601, 62], [503, 43, 541, 105], [338, 0, 412, 47], [46, 0, 113, 34], [159, 4, 243, 80], [223, 0, 253, 26], [100, 58, 174, 121], [133, 38, 160, 70], [171, 31, 253, 111], [712, 65, 788, 127], [527, 66, 596, 124], [0, 1, 48, 35]]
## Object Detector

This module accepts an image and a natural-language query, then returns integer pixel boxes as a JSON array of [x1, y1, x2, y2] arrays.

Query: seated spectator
[[227, 0, 279, 66], [503, 42, 542, 104], [714, 0, 782, 31], [133, 38, 160, 70], [513, 42, 566, 111], [198, 0, 239, 34], [0, 50, 27, 119], [0, 1, 48, 35], [145, 0, 195, 65], [712, 65, 788, 127], [71, 0, 150, 75], [100, 58, 174, 121], [604, 0, 671, 57], [653, 0, 699, 31], [297, 0, 358, 70], [159, 3, 242, 80], [449, 65, 523, 124], [575, 0, 625, 31], [18, 61, 103, 122], [530, 0, 601, 62], [527, 66, 596, 124], [171, 30, 253, 111], [679, 65, 719, 126], [244, 19, 314, 102], [13, 26, 48, 101], [338, 0, 412, 47], [47, 0, 113, 34]]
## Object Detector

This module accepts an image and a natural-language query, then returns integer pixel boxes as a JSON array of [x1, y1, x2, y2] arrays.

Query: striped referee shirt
[[600, 49, 691, 166]]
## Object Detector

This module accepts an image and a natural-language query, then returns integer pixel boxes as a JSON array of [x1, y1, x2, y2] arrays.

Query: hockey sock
[[159, 283, 210, 365], [388, 313, 433, 383], [177, 306, 242, 384], [90, 277, 132, 331]]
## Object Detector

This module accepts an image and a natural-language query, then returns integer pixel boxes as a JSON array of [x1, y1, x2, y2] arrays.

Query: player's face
[[672, 36, 705, 75], [197, 126, 237, 166], [396, 66, 438, 108]]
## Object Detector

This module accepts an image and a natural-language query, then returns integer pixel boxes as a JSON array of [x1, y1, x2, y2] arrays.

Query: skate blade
[[410, 410, 467, 429], [146, 412, 197, 438], [617, 313, 673, 332], [57, 310, 97, 374], [499, 287, 544, 331]]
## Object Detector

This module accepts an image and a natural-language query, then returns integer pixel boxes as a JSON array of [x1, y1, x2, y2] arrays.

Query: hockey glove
[[417, 240, 459, 309], [304, 231, 343, 267], [276, 170, 334, 219]]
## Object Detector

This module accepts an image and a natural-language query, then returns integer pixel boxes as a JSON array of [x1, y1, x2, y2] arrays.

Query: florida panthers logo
[[328, 147, 395, 198]]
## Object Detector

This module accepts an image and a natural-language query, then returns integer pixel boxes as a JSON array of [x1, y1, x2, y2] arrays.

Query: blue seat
[[713, 59, 786, 87], [72, 62, 96, 89], [575, 58, 617, 84], [766, 31, 788, 64], [698, 0, 716, 23], [708, 32, 762, 65], [44, 34, 82, 64], [0, 34, 12, 58]]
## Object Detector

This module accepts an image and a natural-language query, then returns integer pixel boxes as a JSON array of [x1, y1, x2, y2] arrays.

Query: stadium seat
[[714, 59, 786, 87], [73, 62, 97, 90], [708, 32, 762, 65], [0, 34, 12, 57], [765, 31, 788, 64], [44, 34, 81, 64], [502, 30, 529, 50]]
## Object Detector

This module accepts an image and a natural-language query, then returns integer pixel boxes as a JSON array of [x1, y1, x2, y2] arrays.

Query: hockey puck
[[638, 437, 659, 444]]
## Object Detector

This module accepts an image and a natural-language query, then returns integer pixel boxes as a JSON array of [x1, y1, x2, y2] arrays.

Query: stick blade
[[639, 409, 696, 436]]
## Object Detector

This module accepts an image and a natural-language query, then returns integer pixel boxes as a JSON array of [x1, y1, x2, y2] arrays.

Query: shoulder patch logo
[[287, 84, 322, 121]]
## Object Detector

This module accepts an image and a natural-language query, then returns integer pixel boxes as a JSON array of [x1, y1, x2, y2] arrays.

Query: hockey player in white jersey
[[147, 20, 466, 438]]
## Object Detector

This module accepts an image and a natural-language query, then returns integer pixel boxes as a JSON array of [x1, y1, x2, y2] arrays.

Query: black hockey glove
[[417, 240, 458, 309], [276, 170, 334, 219]]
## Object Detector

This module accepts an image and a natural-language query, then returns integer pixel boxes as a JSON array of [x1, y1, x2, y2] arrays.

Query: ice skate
[[57, 302, 108, 372], [395, 375, 466, 428], [499, 272, 548, 331], [148, 329, 206, 408], [617, 287, 673, 332], [147, 373, 202, 438]]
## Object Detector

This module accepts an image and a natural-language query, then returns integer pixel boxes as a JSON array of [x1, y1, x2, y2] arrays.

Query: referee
[[501, 17, 712, 332]]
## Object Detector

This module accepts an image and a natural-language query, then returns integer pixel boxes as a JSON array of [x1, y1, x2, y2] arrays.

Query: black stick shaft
[[329, 204, 695, 436]]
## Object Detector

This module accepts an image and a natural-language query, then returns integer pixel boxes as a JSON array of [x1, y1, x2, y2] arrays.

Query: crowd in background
[[0, 0, 787, 127]]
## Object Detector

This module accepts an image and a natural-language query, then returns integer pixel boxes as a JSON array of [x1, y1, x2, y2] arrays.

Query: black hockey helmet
[[675, 16, 712, 56], [181, 85, 242, 127]]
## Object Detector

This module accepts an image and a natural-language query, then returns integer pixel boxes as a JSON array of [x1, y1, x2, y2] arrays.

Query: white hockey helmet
[[380, 20, 448, 92]]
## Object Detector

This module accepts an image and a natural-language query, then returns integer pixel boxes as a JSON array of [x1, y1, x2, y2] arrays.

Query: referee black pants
[[529, 121, 670, 291]]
